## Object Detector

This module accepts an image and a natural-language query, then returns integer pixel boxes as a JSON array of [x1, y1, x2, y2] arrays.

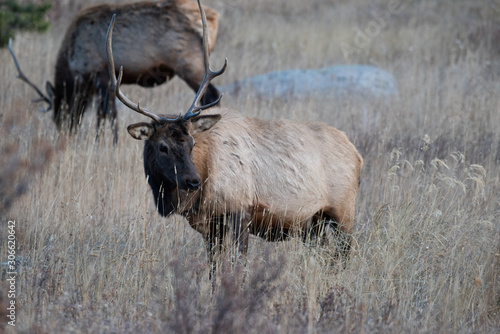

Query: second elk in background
[[9, 0, 221, 143]]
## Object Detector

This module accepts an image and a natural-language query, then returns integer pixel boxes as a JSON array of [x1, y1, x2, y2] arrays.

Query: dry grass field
[[1, 0, 500, 332]]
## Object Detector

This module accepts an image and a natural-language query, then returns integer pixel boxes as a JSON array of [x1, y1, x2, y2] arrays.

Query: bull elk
[[8, 0, 221, 143], [108, 0, 363, 269]]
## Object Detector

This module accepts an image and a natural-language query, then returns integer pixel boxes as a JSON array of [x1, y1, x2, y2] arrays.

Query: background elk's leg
[[68, 74, 91, 135], [95, 74, 118, 144]]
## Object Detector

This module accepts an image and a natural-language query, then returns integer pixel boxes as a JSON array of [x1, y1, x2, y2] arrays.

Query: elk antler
[[106, 15, 178, 123], [183, 0, 227, 120], [8, 38, 53, 112]]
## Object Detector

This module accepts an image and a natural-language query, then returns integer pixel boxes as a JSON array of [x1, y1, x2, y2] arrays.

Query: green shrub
[[0, 0, 51, 47]]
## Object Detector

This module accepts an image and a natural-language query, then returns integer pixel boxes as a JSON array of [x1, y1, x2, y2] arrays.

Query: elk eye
[[159, 145, 169, 155]]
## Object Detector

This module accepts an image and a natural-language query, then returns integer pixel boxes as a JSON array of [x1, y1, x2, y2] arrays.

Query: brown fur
[[192, 109, 362, 234]]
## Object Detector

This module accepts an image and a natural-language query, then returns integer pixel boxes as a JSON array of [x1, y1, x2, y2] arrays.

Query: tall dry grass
[[1, 0, 500, 333]]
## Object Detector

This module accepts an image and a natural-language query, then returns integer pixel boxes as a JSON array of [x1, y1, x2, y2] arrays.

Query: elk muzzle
[[185, 177, 202, 191]]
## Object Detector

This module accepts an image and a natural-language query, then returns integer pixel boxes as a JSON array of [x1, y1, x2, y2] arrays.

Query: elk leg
[[108, 90, 118, 145], [69, 74, 91, 135], [204, 216, 225, 279], [204, 212, 250, 279], [326, 220, 352, 265], [96, 76, 118, 144], [227, 211, 250, 257], [95, 101, 105, 142], [315, 208, 354, 266], [70, 99, 86, 135], [303, 214, 325, 245]]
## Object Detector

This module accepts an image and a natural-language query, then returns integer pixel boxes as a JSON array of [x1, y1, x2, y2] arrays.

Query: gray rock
[[221, 65, 398, 100]]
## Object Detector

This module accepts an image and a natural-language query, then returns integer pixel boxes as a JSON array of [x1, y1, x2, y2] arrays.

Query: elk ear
[[191, 114, 221, 134], [127, 123, 155, 140]]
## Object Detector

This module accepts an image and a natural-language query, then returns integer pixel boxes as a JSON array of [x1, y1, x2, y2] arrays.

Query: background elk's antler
[[8, 38, 53, 112]]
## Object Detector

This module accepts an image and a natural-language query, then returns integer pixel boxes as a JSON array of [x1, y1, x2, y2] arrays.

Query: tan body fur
[[181, 108, 363, 242]]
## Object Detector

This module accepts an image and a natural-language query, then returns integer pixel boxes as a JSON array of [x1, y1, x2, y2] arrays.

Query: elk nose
[[186, 178, 201, 191]]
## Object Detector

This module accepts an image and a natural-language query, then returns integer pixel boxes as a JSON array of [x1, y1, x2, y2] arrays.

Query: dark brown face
[[132, 120, 200, 191], [127, 114, 221, 192]]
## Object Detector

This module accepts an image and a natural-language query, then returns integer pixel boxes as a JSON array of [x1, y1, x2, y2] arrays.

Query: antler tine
[[183, 0, 227, 120], [8, 38, 52, 111], [106, 15, 178, 123]]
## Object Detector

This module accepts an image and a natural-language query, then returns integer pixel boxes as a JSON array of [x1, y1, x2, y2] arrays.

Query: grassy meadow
[[1, 0, 500, 332]]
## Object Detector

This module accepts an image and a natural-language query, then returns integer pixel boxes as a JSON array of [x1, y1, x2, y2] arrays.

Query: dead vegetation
[[1, 0, 500, 333]]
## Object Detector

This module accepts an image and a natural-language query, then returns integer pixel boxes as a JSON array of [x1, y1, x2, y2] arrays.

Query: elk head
[[106, 0, 227, 192]]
